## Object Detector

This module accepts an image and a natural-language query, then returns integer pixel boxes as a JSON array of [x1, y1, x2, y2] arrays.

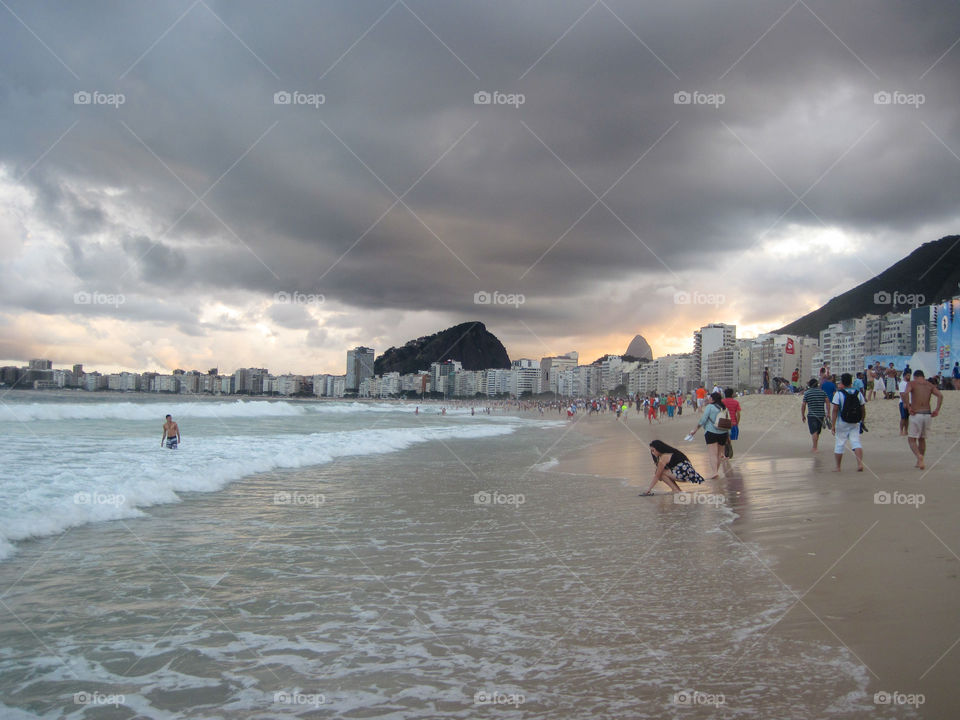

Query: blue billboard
[[938, 299, 960, 373]]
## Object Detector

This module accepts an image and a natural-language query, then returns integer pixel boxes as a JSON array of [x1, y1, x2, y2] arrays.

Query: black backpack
[[839, 389, 863, 424]]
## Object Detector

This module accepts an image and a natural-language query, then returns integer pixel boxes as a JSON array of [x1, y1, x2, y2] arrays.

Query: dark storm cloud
[[2, 0, 959, 346]]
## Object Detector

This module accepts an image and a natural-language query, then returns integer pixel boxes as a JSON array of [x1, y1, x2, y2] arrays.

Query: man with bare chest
[[905, 370, 943, 470], [161, 414, 181, 450]]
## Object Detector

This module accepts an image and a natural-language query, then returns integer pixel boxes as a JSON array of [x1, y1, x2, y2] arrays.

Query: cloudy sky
[[2, 0, 959, 374]]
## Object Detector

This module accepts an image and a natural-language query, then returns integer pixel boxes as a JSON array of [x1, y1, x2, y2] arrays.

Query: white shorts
[[834, 420, 862, 454], [908, 413, 932, 439]]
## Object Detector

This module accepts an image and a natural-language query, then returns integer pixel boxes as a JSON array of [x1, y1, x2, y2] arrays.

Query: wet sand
[[547, 395, 960, 719]]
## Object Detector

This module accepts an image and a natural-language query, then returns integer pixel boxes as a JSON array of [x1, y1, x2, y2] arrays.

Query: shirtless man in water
[[905, 370, 943, 470], [161, 414, 180, 449]]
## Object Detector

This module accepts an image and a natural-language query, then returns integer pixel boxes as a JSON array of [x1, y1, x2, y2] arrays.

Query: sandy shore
[[543, 393, 960, 719]]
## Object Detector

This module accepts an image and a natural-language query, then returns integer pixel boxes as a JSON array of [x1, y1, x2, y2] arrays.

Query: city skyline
[[3, 3, 959, 376]]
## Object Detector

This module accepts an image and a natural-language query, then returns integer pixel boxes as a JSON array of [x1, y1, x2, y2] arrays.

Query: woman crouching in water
[[639, 440, 705, 495]]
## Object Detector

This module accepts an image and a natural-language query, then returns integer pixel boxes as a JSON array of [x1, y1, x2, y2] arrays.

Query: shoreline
[[543, 394, 959, 719]]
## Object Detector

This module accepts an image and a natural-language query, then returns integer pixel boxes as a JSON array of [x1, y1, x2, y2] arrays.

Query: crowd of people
[[801, 364, 944, 471]]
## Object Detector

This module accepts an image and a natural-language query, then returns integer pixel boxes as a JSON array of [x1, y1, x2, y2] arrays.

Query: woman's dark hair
[[710, 391, 724, 407], [650, 439, 686, 466], [649, 439, 678, 455]]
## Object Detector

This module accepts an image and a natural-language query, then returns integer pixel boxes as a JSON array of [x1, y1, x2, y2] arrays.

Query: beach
[[547, 393, 959, 718], [0, 392, 954, 717]]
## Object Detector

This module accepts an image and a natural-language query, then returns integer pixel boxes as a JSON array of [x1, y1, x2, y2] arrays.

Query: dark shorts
[[704, 431, 727, 445], [729, 425, 739, 441], [899, 402, 909, 420], [807, 416, 824, 435], [165, 437, 178, 449]]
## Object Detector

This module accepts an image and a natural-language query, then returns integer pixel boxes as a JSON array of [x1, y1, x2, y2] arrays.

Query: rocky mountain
[[374, 322, 511, 375], [777, 235, 960, 337], [625, 334, 653, 361]]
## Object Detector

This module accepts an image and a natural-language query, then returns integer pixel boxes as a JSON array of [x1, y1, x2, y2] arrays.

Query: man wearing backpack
[[830, 373, 866, 472]]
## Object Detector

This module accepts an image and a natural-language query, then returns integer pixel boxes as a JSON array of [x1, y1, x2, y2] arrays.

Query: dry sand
[[545, 393, 960, 719]]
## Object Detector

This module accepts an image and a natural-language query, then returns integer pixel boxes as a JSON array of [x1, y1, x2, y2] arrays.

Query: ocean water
[[0, 394, 899, 718]]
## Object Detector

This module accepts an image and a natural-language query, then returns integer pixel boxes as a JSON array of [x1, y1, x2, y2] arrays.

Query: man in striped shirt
[[801, 378, 829, 451]]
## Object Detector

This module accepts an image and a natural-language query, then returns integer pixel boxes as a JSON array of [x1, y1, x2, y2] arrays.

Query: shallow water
[[0, 396, 901, 718]]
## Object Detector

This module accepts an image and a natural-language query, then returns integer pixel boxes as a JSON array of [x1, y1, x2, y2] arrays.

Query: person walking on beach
[[722, 387, 741, 457], [905, 370, 943, 470], [830, 373, 866, 472], [821, 374, 837, 406], [639, 440, 705, 495], [161, 414, 180, 449], [762, 367, 770, 393], [952, 361, 960, 390], [897, 372, 911, 436], [688, 391, 728, 479], [801, 378, 829, 451]]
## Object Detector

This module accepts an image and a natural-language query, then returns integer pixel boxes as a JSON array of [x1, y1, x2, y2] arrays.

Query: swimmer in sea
[[161, 414, 180, 449]]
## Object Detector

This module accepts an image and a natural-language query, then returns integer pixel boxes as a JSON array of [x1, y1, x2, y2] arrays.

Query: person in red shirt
[[722, 388, 742, 455]]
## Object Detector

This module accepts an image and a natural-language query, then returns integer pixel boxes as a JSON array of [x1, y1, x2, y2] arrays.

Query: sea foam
[[0, 422, 517, 561]]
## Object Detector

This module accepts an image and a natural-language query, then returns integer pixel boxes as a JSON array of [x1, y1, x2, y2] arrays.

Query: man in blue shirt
[[853, 372, 865, 394], [821, 374, 837, 404]]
